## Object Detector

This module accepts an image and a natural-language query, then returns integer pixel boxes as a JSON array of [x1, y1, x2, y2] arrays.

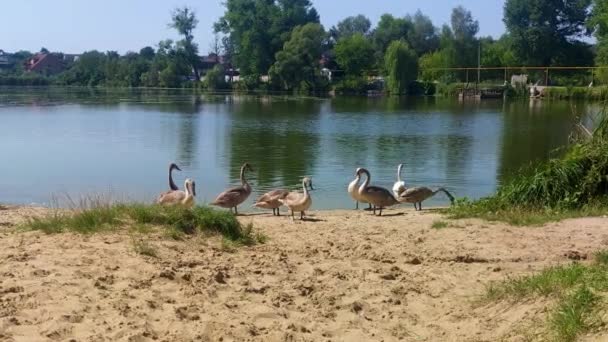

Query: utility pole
[[477, 41, 481, 85]]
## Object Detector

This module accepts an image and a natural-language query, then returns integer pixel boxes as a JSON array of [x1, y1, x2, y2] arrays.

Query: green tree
[[215, 0, 318, 76], [406, 10, 439, 56], [139, 46, 156, 60], [330, 15, 371, 41], [204, 64, 229, 90], [170, 6, 200, 79], [385, 40, 418, 94], [269, 23, 325, 90], [504, 0, 592, 66], [589, 0, 608, 81], [419, 50, 449, 82], [371, 14, 412, 62], [334, 33, 375, 76], [449, 6, 479, 68], [59, 50, 106, 86]]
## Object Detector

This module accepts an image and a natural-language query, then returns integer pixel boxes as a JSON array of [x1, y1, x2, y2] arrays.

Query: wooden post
[[466, 69, 469, 84], [545, 68, 549, 86], [504, 68, 507, 84]]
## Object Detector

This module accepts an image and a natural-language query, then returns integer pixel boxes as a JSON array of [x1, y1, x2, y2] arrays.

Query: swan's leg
[[234, 206, 238, 215], [300, 211, 304, 220], [373, 205, 376, 215], [291, 210, 295, 221], [356, 201, 359, 210], [378, 207, 383, 216], [418, 202, 422, 211], [277, 207, 281, 216]]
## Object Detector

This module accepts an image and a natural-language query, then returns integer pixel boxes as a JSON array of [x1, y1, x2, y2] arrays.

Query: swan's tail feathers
[[438, 188, 455, 204]]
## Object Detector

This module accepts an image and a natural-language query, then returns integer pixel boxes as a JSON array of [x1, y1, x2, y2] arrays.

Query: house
[[199, 53, 240, 82], [24, 53, 67, 75]]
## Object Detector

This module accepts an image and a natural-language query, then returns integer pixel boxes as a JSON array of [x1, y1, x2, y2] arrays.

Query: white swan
[[348, 168, 370, 210], [392, 163, 406, 197]]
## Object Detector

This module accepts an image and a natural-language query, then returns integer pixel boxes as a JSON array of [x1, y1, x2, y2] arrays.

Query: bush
[[333, 76, 369, 95], [203, 65, 229, 91], [0, 75, 51, 86]]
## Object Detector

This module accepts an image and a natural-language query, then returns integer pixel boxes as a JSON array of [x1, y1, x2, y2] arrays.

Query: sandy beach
[[1, 205, 607, 341]]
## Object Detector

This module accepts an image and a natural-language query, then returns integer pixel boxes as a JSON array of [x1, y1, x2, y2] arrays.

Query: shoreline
[[1, 205, 608, 340]]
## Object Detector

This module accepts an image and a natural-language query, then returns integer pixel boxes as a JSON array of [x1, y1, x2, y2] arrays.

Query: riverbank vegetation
[[3, 0, 608, 94], [446, 107, 608, 225], [23, 203, 264, 246]]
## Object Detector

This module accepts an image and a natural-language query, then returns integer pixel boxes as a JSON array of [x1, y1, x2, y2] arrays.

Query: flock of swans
[[156, 162, 455, 220]]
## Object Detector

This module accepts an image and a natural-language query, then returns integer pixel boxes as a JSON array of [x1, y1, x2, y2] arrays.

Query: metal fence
[[423, 66, 608, 87]]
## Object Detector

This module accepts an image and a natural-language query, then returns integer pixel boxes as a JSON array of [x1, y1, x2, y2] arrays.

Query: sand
[[1, 205, 608, 341]]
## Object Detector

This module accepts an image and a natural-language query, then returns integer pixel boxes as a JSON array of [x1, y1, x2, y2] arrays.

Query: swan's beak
[[309, 184, 315, 191]]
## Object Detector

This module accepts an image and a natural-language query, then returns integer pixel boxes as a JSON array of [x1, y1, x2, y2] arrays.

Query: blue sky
[[1, 0, 506, 54]]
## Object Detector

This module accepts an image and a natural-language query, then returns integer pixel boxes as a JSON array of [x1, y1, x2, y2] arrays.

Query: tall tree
[[371, 14, 412, 62], [269, 23, 325, 90], [215, 0, 318, 76], [450, 6, 479, 68], [334, 33, 375, 76], [406, 11, 439, 56], [504, 0, 592, 66], [590, 0, 608, 66], [330, 15, 372, 42], [385, 40, 418, 94], [170, 6, 200, 79]]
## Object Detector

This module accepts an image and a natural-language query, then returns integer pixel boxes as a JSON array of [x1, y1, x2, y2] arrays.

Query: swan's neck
[[302, 180, 309, 197], [397, 165, 403, 183], [240, 166, 247, 186], [184, 182, 192, 198], [358, 171, 370, 194], [169, 167, 178, 190]]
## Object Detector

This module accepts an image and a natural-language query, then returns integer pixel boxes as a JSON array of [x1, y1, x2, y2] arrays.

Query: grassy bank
[[541, 86, 608, 100], [23, 204, 264, 245], [445, 104, 608, 225], [484, 251, 608, 341]]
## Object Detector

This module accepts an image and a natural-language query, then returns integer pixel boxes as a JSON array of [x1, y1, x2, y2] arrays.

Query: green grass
[[23, 204, 262, 244], [431, 220, 449, 229], [445, 198, 608, 226], [484, 251, 608, 341]]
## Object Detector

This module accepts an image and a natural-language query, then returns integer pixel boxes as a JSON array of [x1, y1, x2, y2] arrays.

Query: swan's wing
[[157, 190, 186, 205], [255, 189, 288, 203], [279, 191, 303, 205], [212, 186, 249, 206], [399, 187, 432, 201], [365, 186, 394, 197]]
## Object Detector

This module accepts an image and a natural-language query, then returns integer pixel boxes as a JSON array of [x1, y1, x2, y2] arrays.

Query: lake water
[[0, 87, 597, 210]]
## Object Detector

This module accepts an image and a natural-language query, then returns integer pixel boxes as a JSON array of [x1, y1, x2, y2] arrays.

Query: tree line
[[3, 0, 608, 93]]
